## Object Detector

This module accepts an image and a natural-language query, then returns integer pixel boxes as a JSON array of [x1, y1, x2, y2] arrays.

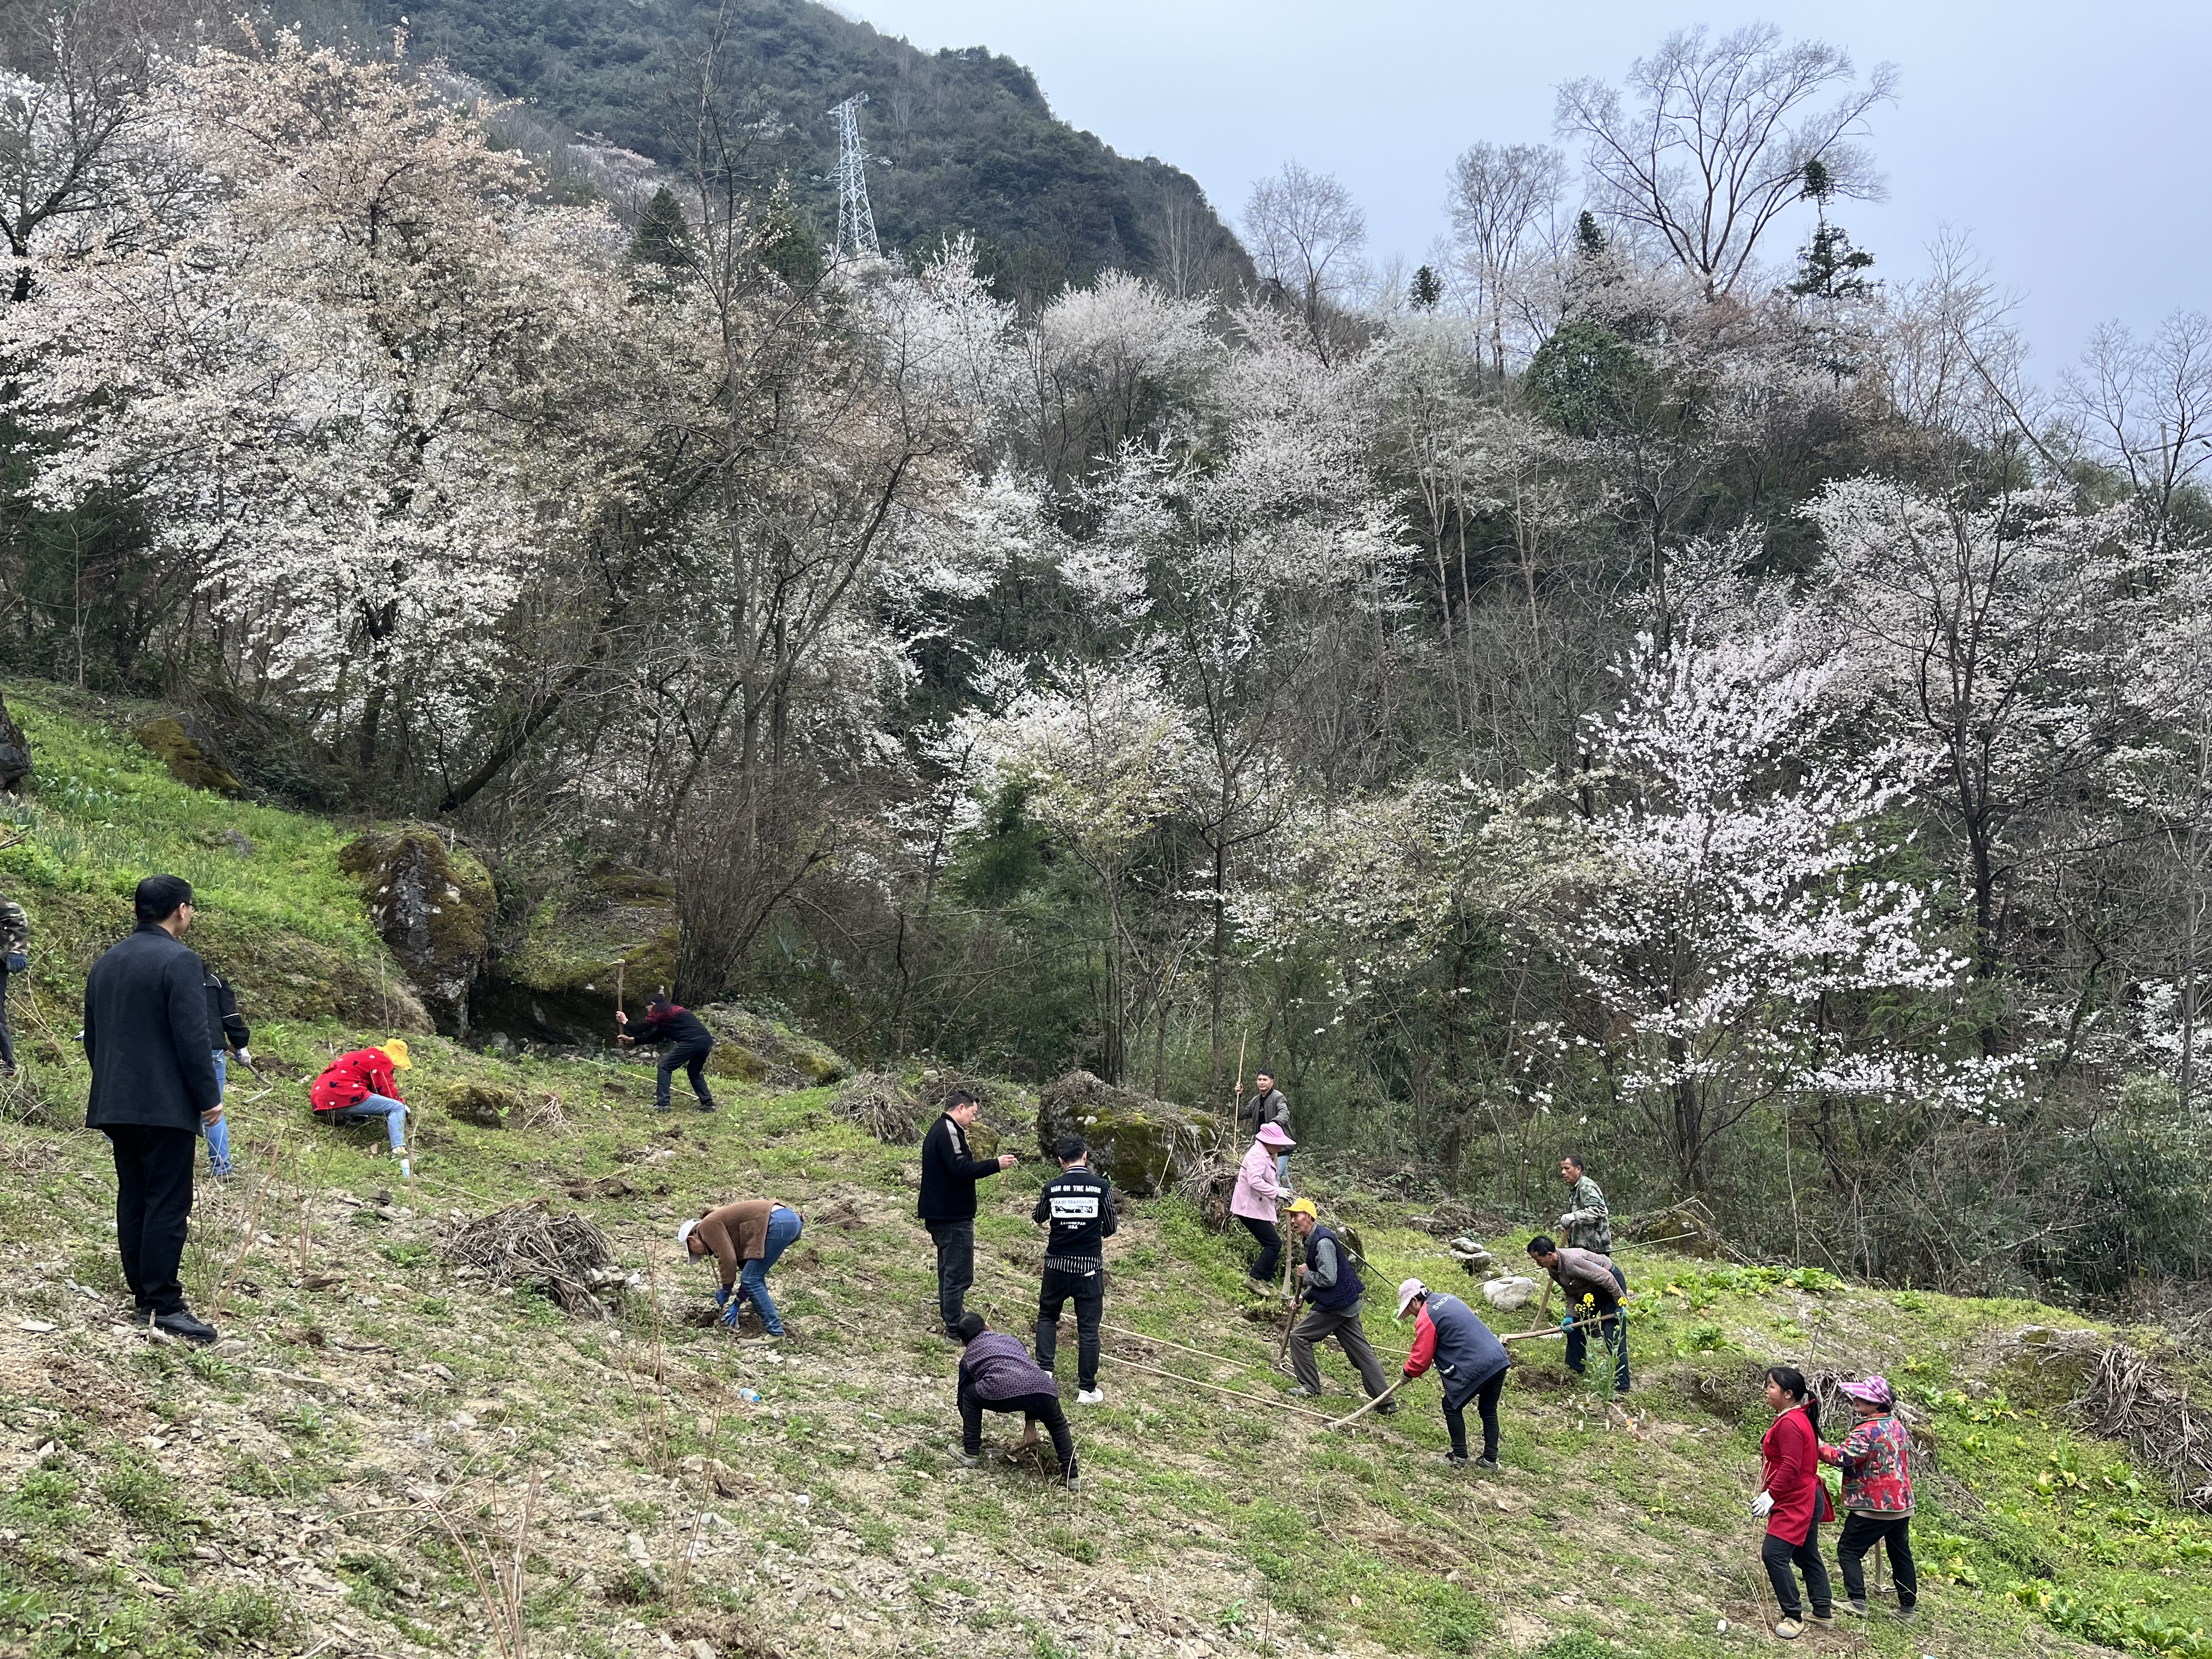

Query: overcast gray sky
[[847, 0, 2207, 375]]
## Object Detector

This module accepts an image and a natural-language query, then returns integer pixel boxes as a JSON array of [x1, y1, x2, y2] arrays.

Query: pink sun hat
[[1256, 1122, 1296, 1148], [1840, 1376, 1893, 1407]]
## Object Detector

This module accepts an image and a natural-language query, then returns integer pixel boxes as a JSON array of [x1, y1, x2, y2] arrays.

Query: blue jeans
[[330, 1093, 408, 1153], [205, 1052, 233, 1175], [1276, 1153, 1292, 1190], [735, 1206, 803, 1335]]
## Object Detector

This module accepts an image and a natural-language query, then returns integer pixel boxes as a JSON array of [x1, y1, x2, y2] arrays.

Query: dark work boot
[[152, 1307, 218, 1345]]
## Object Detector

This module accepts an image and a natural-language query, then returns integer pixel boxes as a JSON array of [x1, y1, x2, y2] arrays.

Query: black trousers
[[927, 1218, 974, 1335], [1762, 1521, 1833, 1619], [105, 1125, 197, 1315], [1444, 1369, 1506, 1461], [656, 1040, 715, 1109], [1239, 1215, 1280, 1283], [1036, 1262, 1104, 1391], [1837, 1511, 1917, 1609], [958, 1383, 1076, 1478], [0, 963, 14, 1069]]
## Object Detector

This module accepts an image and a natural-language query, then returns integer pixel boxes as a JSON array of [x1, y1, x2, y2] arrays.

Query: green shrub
[[1533, 1636, 1621, 1659], [7, 1465, 82, 1527], [168, 1585, 296, 1647], [99, 1452, 190, 1529]]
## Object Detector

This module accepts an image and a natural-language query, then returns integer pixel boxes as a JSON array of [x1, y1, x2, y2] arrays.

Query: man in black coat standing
[[85, 874, 223, 1343], [918, 1088, 1015, 1338]]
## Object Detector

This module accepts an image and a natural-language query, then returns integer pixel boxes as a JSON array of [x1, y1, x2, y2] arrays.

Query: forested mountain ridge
[[375, 0, 1250, 297]]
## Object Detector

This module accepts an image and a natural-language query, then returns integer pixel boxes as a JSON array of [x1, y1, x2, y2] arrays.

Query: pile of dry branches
[[2075, 1342, 2212, 1509], [442, 1200, 622, 1319], [1173, 1138, 1235, 1231], [831, 1071, 922, 1144]]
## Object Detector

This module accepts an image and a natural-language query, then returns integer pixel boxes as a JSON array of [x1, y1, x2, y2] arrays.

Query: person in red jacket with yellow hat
[[311, 1039, 414, 1177]]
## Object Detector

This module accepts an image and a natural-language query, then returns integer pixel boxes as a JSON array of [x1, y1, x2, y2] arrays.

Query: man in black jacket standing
[[84, 875, 223, 1343], [918, 1088, 1015, 1338], [1032, 1133, 1115, 1406]]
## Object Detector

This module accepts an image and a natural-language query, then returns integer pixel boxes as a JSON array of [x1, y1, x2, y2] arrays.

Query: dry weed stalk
[[216, 1126, 289, 1316], [432, 1465, 541, 1659]]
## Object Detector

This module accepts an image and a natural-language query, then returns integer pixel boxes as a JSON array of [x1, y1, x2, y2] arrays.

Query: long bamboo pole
[[1326, 1374, 1412, 1430], [1102, 1353, 1334, 1422]]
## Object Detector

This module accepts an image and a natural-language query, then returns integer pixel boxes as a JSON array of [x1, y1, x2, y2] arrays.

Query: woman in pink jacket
[[1231, 1122, 1294, 1291]]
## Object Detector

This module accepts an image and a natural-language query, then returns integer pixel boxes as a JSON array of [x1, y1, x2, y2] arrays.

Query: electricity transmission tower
[[829, 93, 879, 261]]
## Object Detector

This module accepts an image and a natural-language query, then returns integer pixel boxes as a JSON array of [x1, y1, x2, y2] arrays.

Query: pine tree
[[1576, 210, 1607, 260], [629, 187, 696, 272], [1408, 264, 1442, 311], [1788, 223, 1876, 302]]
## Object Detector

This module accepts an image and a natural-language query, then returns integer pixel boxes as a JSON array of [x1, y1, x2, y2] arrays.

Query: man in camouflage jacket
[[1556, 1154, 1611, 1252]]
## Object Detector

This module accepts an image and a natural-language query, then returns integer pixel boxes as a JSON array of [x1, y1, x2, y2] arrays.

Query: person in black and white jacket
[[918, 1088, 1016, 1338], [1032, 1133, 1116, 1405]]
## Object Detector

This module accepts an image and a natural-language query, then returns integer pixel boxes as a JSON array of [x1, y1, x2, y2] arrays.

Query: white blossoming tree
[[1565, 621, 2000, 1197]]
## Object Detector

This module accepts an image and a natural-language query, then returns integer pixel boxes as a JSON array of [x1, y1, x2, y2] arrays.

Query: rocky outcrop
[[0, 691, 30, 793], [693, 1004, 851, 1087], [1034, 1071, 1218, 1198], [134, 716, 243, 797], [338, 827, 496, 1036], [476, 862, 682, 1045]]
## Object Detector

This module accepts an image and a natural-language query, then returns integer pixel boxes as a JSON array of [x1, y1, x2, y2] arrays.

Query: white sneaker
[[1076, 1387, 1105, 1406]]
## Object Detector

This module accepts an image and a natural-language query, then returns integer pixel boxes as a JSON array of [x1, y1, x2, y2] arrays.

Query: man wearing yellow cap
[[1284, 1198, 1393, 1411], [310, 1037, 415, 1177]]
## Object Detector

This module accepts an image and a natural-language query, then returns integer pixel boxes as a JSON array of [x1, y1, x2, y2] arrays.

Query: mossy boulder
[[133, 716, 242, 797], [692, 1004, 850, 1088], [338, 827, 495, 1036], [476, 862, 682, 1045], [1035, 1070, 1217, 1198], [435, 1079, 524, 1128], [0, 690, 30, 792]]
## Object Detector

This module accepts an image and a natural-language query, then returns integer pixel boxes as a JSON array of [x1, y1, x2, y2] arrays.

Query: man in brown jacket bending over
[[680, 1198, 805, 1339]]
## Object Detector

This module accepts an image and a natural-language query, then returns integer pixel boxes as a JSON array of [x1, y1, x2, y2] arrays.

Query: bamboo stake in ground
[[1228, 1031, 1246, 1149]]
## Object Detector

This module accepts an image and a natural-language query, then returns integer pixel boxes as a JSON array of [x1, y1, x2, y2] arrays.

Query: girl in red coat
[[310, 1039, 414, 1177], [1755, 1364, 1835, 1637]]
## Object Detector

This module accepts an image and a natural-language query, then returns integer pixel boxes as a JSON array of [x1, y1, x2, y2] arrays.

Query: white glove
[[1558, 1213, 1575, 1227], [236, 1048, 255, 1066], [1749, 1491, 1773, 1519]]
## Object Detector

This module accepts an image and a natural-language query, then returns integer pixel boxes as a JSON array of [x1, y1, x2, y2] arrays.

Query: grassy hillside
[[1, 683, 2208, 1659]]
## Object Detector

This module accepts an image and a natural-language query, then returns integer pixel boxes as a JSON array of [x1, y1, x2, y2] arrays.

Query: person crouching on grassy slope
[[952, 1311, 1077, 1491], [616, 994, 716, 1114], [309, 1039, 414, 1178], [679, 1198, 805, 1340]]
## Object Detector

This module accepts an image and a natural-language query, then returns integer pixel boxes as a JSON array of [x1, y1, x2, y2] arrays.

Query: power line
[[829, 93, 879, 262]]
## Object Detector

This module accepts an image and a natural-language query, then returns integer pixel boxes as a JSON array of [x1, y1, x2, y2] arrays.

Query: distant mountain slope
[[387, 0, 1250, 297]]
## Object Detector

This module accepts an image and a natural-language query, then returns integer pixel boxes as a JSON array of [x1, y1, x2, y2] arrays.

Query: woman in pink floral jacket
[[1819, 1375, 1918, 1622]]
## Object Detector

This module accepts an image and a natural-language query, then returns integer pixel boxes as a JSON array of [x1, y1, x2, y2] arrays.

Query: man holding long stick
[[1284, 1199, 1394, 1413]]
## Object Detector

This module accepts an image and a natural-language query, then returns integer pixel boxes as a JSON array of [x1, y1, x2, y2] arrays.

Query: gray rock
[[1481, 1275, 1539, 1312]]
